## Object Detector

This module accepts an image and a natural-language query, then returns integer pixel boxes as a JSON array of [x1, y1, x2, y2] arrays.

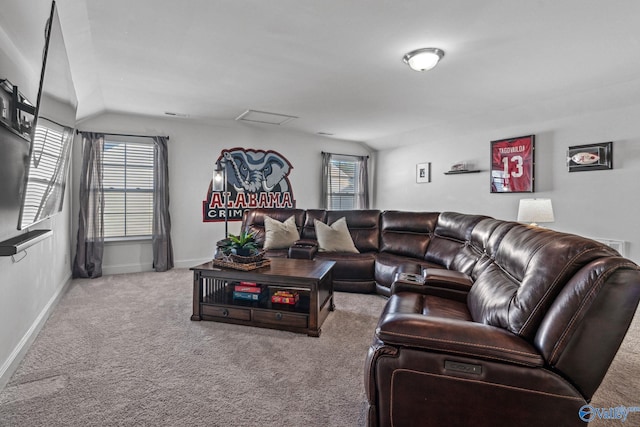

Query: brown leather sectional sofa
[[241, 208, 640, 426]]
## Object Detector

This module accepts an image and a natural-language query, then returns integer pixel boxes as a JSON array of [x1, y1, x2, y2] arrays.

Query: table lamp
[[517, 198, 554, 226]]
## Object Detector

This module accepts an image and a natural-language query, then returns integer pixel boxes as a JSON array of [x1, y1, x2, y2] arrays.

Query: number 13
[[502, 155, 523, 178]]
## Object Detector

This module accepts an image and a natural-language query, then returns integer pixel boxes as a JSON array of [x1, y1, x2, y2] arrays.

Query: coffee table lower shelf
[[199, 286, 312, 335]]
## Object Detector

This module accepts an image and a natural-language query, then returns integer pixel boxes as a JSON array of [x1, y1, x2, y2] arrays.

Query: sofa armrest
[[288, 239, 318, 259], [376, 312, 543, 367], [423, 268, 473, 292], [391, 270, 470, 302]]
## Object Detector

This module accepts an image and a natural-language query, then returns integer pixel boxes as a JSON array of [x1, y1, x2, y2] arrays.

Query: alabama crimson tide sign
[[203, 147, 296, 222], [490, 135, 535, 193]]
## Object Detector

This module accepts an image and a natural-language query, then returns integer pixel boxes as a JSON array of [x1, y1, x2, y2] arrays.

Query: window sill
[[105, 236, 152, 244]]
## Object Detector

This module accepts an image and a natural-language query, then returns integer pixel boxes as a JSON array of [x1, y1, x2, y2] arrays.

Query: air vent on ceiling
[[236, 110, 297, 125]]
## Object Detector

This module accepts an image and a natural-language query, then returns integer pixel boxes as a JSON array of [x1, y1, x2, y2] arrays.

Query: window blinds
[[103, 140, 154, 238]]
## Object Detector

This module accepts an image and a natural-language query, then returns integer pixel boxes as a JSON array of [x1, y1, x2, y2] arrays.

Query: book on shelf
[[239, 281, 258, 287], [234, 285, 263, 293], [233, 291, 262, 301]]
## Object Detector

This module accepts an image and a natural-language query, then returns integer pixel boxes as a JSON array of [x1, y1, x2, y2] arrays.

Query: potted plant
[[222, 231, 258, 257]]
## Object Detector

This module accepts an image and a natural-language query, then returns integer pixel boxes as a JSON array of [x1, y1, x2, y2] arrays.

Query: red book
[[234, 285, 262, 293], [239, 281, 258, 287]]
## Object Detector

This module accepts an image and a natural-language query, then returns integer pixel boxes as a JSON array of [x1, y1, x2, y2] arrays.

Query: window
[[19, 118, 73, 228], [322, 153, 369, 210], [102, 139, 155, 239]]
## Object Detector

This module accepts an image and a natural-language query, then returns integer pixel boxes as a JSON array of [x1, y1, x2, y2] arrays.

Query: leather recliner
[[364, 219, 640, 427]]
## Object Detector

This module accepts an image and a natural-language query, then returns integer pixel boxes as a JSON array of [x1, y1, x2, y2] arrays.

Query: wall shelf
[[444, 170, 481, 175], [0, 229, 52, 256]]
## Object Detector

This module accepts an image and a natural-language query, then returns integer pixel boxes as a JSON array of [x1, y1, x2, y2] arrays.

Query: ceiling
[[3, 0, 640, 150]]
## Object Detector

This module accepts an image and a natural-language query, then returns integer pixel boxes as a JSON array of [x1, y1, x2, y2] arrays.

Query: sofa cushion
[[315, 217, 359, 253], [263, 215, 300, 250], [315, 251, 376, 281], [424, 212, 488, 272], [379, 211, 438, 258]]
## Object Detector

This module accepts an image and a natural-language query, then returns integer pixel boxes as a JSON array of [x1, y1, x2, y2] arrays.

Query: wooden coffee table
[[190, 258, 335, 337]]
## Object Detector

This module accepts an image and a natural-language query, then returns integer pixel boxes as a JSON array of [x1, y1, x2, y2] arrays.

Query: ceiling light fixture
[[402, 47, 445, 71]]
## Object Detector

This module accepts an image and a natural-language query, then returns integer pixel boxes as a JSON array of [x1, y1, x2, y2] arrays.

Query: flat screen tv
[[17, 0, 77, 230]]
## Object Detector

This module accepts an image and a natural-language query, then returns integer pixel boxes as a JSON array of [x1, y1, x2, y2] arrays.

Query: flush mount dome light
[[403, 47, 445, 71]]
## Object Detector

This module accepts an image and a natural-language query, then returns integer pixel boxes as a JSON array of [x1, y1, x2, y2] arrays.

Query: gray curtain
[[152, 136, 174, 272], [355, 155, 370, 209], [321, 151, 331, 209], [72, 132, 105, 278]]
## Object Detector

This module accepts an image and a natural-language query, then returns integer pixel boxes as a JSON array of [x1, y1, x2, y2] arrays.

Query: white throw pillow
[[263, 215, 301, 250], [314, 217, 359, 253]]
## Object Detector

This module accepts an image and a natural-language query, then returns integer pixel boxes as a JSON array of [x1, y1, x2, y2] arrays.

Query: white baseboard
[[102, 263, 154, 275], [0, 272, 72, 391]]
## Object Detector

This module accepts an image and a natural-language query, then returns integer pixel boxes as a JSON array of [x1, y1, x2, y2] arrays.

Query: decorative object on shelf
[[517, 198, 554, 226], [416, 162, 431, 183], [450, 161, 468, 172], [490, 135, 535, 193], [402, 48, 445, 71], [567, 142, 613, 172]]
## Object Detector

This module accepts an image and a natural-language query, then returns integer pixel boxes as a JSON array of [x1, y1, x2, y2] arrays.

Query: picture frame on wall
[[490, 135, 535, 193], [416, 162, 431, 183], [567, 142, 613, 172]]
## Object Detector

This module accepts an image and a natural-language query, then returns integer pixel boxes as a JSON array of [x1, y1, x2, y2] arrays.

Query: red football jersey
[[491, 137, 533, 192]]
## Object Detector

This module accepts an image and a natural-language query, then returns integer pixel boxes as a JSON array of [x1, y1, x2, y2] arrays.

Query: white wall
[[373, 104, 640, 264], [73, 113, 372, 273], [0, 19, 72, 388]]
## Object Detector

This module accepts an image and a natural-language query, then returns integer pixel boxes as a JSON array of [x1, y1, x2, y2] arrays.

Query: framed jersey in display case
[[490, 135, 535, 193]]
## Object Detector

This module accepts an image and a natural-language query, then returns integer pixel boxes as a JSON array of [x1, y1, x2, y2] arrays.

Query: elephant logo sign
[[203, 147, 296, 222]]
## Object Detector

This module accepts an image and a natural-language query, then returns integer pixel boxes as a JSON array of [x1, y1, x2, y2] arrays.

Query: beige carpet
[[0, 269, 638, 426]]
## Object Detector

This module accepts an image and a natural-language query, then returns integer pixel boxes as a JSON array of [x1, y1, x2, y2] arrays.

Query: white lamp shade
[[517, 199, 555, 224]]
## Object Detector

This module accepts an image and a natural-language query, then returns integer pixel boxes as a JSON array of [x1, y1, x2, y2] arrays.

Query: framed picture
[[416, 162, 431, 183], [490, 135, 535, 193], [567, 142, 612, 172]]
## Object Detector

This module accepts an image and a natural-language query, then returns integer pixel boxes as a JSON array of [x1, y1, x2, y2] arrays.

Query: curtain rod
[[75, 129, 169, 140], [322, 151, 369, 159]]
